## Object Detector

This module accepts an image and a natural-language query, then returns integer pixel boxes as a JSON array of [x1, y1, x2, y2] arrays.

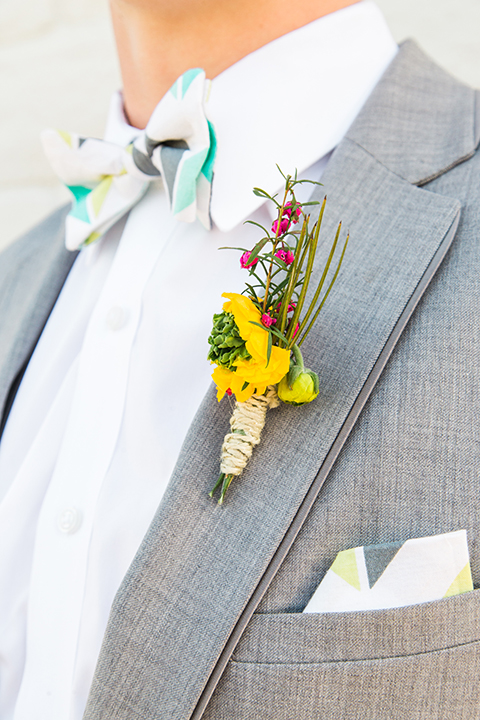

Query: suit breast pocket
[[203, 590, 480, 720]]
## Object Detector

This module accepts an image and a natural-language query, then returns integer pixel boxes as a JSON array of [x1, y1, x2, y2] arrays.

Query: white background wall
[[1, 0, 479, 251]]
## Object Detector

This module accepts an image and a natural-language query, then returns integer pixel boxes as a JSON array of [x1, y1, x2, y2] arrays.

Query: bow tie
[[42, 68, 217, 251]]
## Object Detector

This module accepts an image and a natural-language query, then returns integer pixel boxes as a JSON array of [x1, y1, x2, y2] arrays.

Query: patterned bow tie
[[42, 68, 217, 251]]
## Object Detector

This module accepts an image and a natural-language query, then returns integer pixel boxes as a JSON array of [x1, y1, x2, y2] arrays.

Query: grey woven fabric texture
[[0, 204, 74, 426], [1, 39, 479, 720]]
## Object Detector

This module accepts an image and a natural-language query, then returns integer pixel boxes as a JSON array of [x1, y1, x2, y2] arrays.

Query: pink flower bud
[[240, 251, 258, 269], [261, 313, 276, 328], [275, 300, 296, 313], [284, 201, 302, 223], [272, 217, 290, 235], [275, 249, 295, 266]]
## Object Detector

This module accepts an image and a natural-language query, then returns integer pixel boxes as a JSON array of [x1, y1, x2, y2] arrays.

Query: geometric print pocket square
[[304, 529, 473, 613]]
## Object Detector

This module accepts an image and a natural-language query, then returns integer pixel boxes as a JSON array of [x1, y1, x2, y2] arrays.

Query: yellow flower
[[212, 293, 290, 401]]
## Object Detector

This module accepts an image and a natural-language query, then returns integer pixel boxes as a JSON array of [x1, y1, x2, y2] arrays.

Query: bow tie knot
[[42, 68, 217, 251]]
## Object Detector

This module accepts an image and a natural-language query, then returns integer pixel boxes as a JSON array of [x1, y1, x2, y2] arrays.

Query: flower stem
[[263, 183, 290, 314], [209, 473, 225, 497], [291, 343, 305, 370], [278, 220, 307, 340], [218, 474, 234, 504]]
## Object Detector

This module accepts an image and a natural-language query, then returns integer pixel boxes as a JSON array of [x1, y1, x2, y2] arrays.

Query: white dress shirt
[[0, 3, 396, 719]]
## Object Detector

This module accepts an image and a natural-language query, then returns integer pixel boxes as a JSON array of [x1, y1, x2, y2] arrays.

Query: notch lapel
[[84, 41, 477, 720], [0, 205, 75, 432], [346, 40, 479, 185]]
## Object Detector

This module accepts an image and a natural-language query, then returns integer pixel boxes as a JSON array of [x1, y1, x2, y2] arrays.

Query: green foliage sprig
[[224, 167, 349, 353]]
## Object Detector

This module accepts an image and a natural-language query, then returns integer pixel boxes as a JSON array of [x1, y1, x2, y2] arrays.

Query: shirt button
[[57, 507, 81, 534], [106, 306, 127, 331]]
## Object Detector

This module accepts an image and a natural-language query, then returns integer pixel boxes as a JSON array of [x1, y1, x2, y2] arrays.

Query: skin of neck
[[110, 0, 361, 129]]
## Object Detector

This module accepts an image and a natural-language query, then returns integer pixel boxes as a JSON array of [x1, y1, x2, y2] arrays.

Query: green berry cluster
[[207, 311, 251, 369]]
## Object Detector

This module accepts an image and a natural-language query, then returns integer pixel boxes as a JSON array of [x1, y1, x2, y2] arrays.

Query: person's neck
[[110, 0, 361, 129]]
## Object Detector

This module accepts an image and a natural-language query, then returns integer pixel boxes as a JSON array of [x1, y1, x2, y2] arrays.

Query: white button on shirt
[[105, 306, 128, 331], [0, 3, 397, 719], [57, 508, 82, 534]]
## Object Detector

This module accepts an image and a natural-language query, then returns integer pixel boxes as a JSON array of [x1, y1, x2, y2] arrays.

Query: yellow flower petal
[[211, 365, 258, 402], [234, 345, 290, 385], [211, 366, 233, 401], [212, 292, 290, 401]]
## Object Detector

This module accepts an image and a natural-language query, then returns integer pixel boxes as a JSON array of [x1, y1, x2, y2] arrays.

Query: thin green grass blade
[[298, 232, 350, 346], [292, 220, 341, 346], [285, 198, 326, 343]]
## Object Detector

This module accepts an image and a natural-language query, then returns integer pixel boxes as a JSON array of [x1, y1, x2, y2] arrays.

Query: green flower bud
[[208, 310, 252, 369], [277, 345, 319, 406], [277, 371, 319, 406]]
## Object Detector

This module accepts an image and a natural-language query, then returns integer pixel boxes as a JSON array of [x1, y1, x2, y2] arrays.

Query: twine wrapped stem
[[210, 386, 280, 503]]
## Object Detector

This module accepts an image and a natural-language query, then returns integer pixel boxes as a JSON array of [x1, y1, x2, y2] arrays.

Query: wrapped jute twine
[[220, 385, 280, 476]]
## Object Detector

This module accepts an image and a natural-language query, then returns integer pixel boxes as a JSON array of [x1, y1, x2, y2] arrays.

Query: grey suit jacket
[[1, 41, 480, 720]]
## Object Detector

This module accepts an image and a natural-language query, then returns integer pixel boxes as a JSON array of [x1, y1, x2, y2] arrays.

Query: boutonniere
[[208, 169, 348, 503]]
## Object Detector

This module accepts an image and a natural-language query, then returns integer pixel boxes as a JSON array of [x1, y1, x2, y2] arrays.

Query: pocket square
[[304, 530, 473, 613]]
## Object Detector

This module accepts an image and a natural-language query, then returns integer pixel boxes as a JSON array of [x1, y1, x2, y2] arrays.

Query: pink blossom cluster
[[271, 201, 302, 236], [261, 299, 300, 330]]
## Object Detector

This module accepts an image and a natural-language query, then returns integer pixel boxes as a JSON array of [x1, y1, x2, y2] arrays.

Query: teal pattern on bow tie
[[42, 68, 217, 251]]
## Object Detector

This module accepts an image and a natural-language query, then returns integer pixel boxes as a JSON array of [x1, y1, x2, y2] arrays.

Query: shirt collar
[[105, 0, 397, 232]]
